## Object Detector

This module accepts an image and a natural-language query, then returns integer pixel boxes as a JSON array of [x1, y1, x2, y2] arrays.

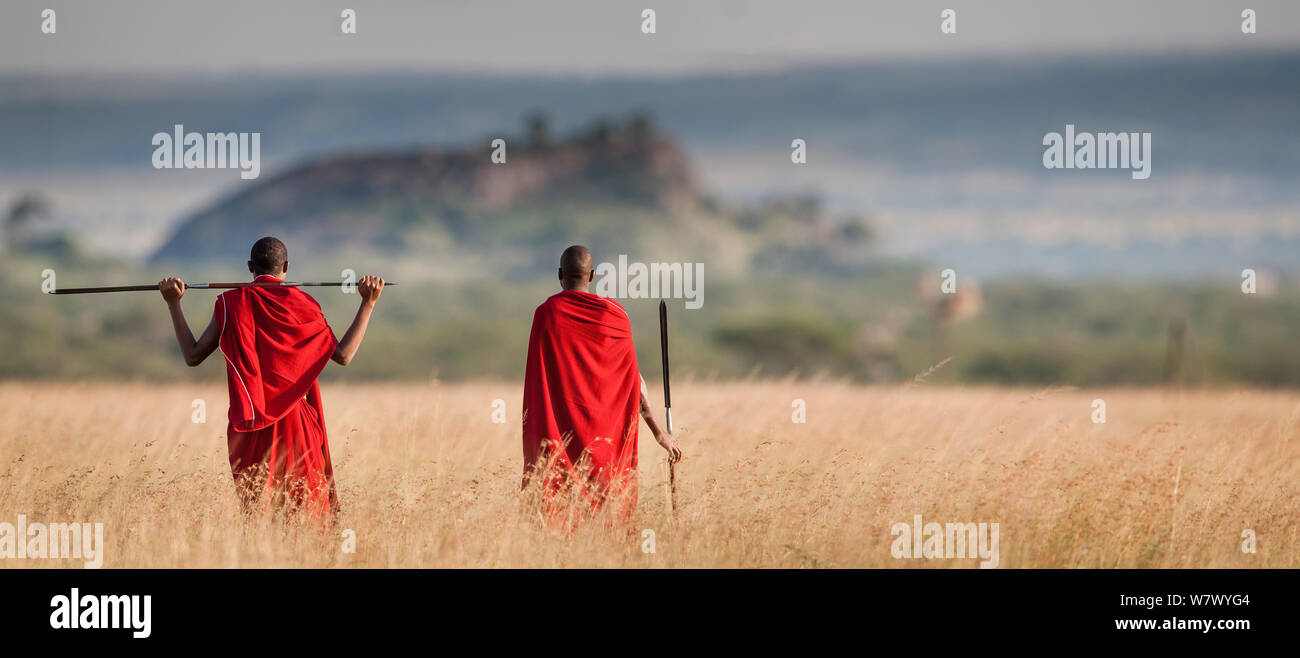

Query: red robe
[[523, 290, 642, 517], [215, 274, 339, 521]]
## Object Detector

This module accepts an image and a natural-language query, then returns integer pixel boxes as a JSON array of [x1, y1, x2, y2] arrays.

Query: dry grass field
[[1, 380, 1297, 568]]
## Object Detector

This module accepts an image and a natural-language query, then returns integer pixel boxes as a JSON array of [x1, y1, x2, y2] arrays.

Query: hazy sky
[[3, 0, 1298, 76]]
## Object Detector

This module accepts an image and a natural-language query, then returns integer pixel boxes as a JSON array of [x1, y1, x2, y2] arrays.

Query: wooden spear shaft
[[659, 299, 678, 515], [48, 281, 397, 295]]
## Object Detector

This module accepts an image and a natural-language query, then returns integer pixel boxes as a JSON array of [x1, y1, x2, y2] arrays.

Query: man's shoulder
[[214, 289, 233, 312], [531, 294, 558, 324], [536, 293, 560, 312], [219, 286, 325, 317], [600, 295, 628, 313], [596, 296, 630, 323], [540, 291, 628, 315], [530, 291, 626, 325], [293, 288, 324, 310]]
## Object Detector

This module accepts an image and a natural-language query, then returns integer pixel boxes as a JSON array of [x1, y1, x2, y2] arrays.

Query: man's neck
[[561, 282, 589, 293]]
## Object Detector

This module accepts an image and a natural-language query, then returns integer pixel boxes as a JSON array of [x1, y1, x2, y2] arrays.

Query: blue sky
[[3, 0, 1298, 76]]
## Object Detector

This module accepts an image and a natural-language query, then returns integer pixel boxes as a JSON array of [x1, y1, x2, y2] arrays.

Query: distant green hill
[[149, 115, 874, 282]]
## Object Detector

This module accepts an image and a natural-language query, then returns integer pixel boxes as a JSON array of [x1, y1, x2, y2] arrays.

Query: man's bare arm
[[332, 276, 384, 366], [159, 277, 219, 367], [640, 374, 682, 462]]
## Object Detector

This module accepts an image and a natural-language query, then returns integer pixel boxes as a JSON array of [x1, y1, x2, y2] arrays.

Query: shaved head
[[558, 245, 594, 290], [249, 236, 288, 275]]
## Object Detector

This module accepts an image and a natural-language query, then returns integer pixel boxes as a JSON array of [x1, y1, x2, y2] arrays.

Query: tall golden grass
[[1, 381, 1296, 568]]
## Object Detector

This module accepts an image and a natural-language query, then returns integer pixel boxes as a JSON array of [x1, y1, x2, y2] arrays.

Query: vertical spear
[[659, 299, 677, 515]]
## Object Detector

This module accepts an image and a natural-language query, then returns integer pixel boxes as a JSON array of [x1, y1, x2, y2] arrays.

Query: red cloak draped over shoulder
[[215, 275, 339, 521], [522, 290, 642, 516]]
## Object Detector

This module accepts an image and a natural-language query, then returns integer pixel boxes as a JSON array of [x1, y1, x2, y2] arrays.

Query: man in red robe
[[158, 237, 384, 522], [523, 245, 681, 518]]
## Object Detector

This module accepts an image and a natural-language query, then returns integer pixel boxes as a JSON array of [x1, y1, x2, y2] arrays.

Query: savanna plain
[[1, 381, 1295, 568]]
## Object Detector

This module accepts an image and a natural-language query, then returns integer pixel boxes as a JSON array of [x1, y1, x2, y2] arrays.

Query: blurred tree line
[[6, 246, 1300, 387]]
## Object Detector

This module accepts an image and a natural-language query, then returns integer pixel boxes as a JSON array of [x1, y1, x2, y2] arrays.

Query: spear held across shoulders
[[50, 236, 389, 523], [49, 280, 397, 294]]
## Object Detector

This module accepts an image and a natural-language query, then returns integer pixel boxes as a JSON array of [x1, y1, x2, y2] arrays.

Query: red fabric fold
[[216, 275, 339, 521], [522, 290, 641, 517]]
